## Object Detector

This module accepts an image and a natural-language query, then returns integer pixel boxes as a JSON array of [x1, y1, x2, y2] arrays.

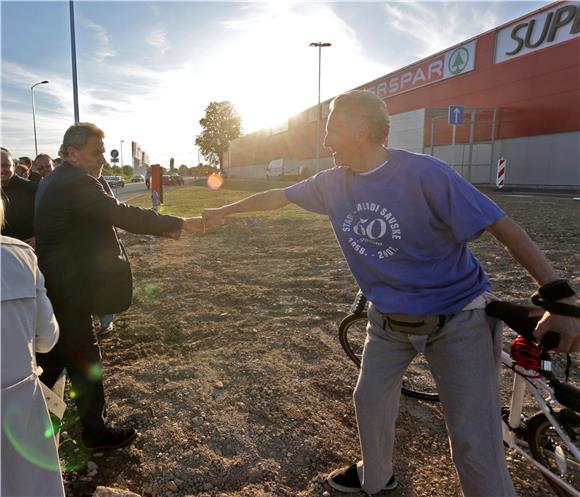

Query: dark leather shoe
[[84, 426, 137, 450]]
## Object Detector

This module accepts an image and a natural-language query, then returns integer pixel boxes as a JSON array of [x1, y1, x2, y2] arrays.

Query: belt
[[380, 312, 453, 335]]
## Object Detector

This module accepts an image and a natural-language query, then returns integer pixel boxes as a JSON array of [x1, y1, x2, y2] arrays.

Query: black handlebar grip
[[540, 331, 560, 351]]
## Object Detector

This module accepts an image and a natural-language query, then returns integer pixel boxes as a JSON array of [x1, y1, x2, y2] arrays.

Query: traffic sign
[[448, 105, 464, 125], [110, 149, 119, 159]]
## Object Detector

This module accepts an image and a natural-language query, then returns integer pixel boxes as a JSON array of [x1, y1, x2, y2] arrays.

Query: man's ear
[[356, 123, 370, 143], [65, 146, 76, 162]]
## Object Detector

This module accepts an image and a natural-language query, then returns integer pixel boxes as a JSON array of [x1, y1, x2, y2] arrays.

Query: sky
[[1, 0, 549, 167]]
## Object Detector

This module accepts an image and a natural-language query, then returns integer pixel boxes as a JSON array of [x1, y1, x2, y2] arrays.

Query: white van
[[266, 158, 300, 180]]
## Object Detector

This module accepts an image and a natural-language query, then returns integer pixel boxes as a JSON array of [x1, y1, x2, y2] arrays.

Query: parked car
[[103, 175, 125, 188], [131, 174, 145, 183], [162, 174, 184, 186], [266, 158, 301, 180], [170, 173, 184, 185]]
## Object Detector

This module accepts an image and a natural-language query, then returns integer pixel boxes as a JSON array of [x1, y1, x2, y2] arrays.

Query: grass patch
[[128, 179, 312, 221], [57, 382, 92, 474]]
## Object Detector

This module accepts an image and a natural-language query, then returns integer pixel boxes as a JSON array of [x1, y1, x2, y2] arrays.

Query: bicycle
[[338, 291, 580, 497], [338, 291, 439, 401]]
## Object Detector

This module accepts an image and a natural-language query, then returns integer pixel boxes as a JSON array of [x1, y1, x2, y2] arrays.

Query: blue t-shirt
[[285, 149, 505, 315]]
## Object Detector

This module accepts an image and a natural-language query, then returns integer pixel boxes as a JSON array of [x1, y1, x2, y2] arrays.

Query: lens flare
[[3, 405, 61, 471], [207, 173, 224, 190], [44, 420, 55, 439], [88, 363, 103, 380], [69, 390, 77, 399], [144, 283, 158, 296]]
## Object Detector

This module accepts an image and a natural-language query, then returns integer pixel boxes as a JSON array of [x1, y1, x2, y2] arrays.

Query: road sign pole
[[467, 111, 475, 182], [496, 157, 506, 189]]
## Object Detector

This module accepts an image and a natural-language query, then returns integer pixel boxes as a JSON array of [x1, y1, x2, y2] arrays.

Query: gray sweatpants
[[353, 304, 516, 496]]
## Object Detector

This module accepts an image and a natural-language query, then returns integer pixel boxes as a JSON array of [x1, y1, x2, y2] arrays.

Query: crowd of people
[[1, 91, 578, 497], [1, 124, 203, 496]]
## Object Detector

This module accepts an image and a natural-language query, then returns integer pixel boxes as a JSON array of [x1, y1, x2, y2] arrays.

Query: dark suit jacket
[[1, 175, 38, 241], [35, 162, 183, 313], [28, 171, 42, 184]]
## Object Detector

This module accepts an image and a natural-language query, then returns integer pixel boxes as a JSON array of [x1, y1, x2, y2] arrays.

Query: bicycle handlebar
[[531, 293, 580, 317]]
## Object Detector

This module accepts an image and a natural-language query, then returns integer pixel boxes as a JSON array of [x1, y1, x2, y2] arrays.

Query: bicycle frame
[[501, 350, 580, 497]]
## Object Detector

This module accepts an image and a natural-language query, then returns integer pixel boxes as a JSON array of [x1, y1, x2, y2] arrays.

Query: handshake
[[181, 207, 228, 236]]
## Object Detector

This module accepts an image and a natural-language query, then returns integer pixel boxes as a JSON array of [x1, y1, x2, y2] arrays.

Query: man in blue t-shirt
[[202, 90, 579, 496]]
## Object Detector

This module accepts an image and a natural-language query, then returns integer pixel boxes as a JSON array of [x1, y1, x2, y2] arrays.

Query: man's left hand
[[535, 311, 580, 353]]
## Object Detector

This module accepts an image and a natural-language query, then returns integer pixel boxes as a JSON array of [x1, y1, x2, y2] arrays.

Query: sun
[[221, 7, 322, 134], [233, 94, 301, 135]]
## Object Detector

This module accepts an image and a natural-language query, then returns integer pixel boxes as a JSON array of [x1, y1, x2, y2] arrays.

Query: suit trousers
[[36, 307, 108, 444], [353, 304, 516, 496]]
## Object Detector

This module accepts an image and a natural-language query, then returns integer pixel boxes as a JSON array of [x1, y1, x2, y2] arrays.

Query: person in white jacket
[[1, 196, 65, 497]]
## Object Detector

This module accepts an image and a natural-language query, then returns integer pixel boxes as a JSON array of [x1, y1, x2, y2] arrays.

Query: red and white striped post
[[496, 157, 506, 189]]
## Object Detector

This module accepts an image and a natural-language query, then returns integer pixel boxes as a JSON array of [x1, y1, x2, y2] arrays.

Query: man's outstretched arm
[[486, 215, 579, 353], [202, 189, 290, 228]]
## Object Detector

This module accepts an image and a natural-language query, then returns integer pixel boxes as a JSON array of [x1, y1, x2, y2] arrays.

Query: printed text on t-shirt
[[342, 203, 402, 259]]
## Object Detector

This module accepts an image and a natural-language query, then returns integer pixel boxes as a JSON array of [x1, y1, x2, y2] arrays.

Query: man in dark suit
[[35, 123, 203, 450], [17, 156, 42, 183], [34, 153, 55, 179], [1, 147, 37, 246]]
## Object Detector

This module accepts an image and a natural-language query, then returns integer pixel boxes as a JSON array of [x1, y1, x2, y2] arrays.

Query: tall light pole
[[69, 0, 80, 123], [309, 42, 331, 173], [31, 80, 49, 157], [120, 140, 124, 168]]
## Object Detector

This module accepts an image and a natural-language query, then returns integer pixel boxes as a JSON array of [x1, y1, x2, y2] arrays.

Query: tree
[[195, 101, 242, 169]]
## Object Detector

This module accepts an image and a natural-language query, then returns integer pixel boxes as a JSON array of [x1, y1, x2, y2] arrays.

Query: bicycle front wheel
[[527, 409, 580, 497], [401, 354, 439, 402], [338, 313, 367, 368], [338, 313, 440, 402]]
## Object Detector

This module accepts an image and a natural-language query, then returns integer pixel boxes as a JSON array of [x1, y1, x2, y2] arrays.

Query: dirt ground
[[62, 190, 579, 497]]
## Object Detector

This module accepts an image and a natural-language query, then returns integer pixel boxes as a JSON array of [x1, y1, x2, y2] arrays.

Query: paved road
[[111, 182, 149, 202], [111, 177, 200, 203]]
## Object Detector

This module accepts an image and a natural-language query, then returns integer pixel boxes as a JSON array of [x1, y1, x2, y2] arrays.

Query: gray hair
[[330, 90, 390, 143], [61, 123, 105, 159]]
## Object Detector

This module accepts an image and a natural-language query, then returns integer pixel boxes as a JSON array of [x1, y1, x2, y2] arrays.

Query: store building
[[225, 1, 579, 189]]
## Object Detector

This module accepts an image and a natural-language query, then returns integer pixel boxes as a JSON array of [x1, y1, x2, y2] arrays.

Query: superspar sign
[[495, 1, 580, 63], [362, 40, 476, 99]]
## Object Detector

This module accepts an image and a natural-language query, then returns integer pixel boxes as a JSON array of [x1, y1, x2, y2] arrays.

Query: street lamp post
[[69, 0, 80, 123], [309, 42, 331, 173], [120, 140, 124, 168], [31, 80, 49, 157]]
